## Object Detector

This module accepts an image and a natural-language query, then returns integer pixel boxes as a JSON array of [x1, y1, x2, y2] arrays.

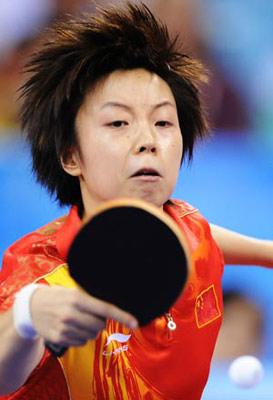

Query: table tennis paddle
[[46, 198, 191, 356]]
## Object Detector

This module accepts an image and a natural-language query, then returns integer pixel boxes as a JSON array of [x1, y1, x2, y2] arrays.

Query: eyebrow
[[100, 101, 175, 112]]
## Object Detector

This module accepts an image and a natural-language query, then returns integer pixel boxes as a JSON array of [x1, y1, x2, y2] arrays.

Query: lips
[[131, 168, 161, 178]]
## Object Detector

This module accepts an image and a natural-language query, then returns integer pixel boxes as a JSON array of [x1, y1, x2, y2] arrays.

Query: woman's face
[[63, 68, 183, 218]]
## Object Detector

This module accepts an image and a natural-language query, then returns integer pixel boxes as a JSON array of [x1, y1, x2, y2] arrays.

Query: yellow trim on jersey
[[43, 264, 96, 400]]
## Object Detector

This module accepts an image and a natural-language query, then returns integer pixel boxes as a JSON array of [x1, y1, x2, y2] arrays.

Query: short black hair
[[20, 2, 209, 206]]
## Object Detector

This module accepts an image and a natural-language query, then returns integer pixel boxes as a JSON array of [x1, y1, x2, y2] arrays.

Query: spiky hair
[[20, 2, 209, 206]]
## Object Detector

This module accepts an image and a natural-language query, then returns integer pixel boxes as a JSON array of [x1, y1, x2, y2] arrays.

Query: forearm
[[0, 309, 44, 395], [210, 224, 273, 267]]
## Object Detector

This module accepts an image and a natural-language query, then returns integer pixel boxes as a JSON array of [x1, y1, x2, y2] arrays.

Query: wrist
[[12, 284, 44, 340]]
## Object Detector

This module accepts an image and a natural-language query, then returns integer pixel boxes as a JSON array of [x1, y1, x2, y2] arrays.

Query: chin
[[137, 193, 168, 208]]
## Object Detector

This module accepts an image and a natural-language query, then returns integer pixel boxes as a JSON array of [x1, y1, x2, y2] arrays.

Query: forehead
[[81, 68, 176, 111]]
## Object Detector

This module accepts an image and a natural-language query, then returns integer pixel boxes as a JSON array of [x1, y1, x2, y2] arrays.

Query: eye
[[107, 121, 128, 128], [155, 120, 172, 127]]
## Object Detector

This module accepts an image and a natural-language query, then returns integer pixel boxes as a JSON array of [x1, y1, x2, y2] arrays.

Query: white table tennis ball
[[228, 355, 264, 388]]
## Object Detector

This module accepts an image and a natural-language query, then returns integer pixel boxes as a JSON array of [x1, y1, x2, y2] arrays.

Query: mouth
[[131, 168, 161, 178], [130, 168, 162, 183]]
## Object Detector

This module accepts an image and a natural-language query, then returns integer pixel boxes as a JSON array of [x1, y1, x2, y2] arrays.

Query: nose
[[134, 127, 157, 155], [138, 144, 156, 154]]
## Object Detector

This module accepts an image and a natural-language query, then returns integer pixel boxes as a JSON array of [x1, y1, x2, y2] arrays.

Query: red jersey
[[0, 200, 224, 399]]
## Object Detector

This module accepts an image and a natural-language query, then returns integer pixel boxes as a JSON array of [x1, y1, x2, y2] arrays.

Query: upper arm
[[210, 224, 273, 267]]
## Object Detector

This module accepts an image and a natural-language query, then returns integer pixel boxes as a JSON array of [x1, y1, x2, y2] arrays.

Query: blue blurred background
[[0, 0, 272, 398]]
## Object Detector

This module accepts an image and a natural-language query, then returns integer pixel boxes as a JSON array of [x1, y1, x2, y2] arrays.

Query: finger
[[47, 322, 101, 347], [76, 292, 138, 328], [100, 302, 138, 328], [62, 329, 99, 346], [61, 310, 106, 334]]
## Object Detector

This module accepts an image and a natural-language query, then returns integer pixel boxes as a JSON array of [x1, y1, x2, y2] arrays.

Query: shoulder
[[167, 198, 224, 274], [0, 214, 69, 311], [165, 198, 213, 244], [166, 199, 199, 218], [166, 198, 209, 226], [2, 214, 68, 267]]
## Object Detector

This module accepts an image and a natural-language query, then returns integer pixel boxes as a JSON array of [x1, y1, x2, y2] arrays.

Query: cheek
[[79, 134, 114, 171], [80, 142, 124, 189], [169, 134, 183, 168], [164, 137, 183, 190]]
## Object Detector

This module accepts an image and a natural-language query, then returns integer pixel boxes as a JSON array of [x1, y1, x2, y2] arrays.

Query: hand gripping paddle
[[46, 199, 191, 356]]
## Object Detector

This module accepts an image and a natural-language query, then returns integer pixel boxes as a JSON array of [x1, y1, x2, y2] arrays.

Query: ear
[[60, 147, 82, 177]]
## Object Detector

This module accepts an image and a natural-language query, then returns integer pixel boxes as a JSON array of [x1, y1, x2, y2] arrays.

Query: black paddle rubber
[[46, 203, 189, 357]]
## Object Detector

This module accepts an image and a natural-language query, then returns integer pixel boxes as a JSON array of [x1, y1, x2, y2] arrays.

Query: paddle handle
[[45, 341, 67, 357]]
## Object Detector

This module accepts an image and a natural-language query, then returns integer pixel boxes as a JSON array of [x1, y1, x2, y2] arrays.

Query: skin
[[62, 68, 183, 219]]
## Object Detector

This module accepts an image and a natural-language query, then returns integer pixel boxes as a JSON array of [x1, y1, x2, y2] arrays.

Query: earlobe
[[61, 148, 82, 177]]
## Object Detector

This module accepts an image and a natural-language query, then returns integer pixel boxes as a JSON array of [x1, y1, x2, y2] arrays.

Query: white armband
[[12, 283, 44, 340]]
